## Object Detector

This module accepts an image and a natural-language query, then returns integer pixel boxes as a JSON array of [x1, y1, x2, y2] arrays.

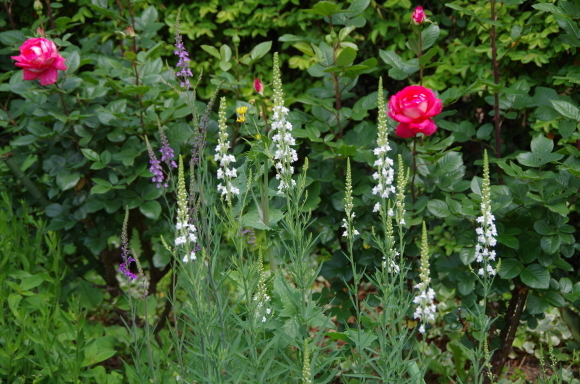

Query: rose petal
[[424, 97, 443, 118], [402, 107, 425, 120], [53, 57, 67, 71], [39, 67, 58, 86], [410, 119, 437, 136], [22, 68, 41, 81], [395, 123, 416, 138]]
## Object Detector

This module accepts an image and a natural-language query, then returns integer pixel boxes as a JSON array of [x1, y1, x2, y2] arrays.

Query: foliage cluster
[[1, 0, 580, 382]]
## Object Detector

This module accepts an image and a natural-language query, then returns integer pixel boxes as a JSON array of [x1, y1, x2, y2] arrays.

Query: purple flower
[[119, 209, 138, 280], [146, 136, 166, 188], [158, 124, 177, 168], [174, 32, 192, 89]]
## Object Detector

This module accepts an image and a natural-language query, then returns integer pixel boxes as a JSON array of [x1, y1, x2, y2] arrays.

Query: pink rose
[[254, 78, 263, 95], [11, 38, 67, 86], [388, 85, 442, 138], [412, 6, 427, 25]]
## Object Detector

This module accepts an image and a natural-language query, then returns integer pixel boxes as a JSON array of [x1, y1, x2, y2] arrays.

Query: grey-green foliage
[[0, 192, 123, 383]]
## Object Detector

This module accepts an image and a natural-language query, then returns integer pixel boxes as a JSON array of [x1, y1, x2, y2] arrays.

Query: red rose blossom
[[388, 85, 442, 138], [11, 38, 67, 86], [254, 78, 264, 95], [412, 6, 427, 25]]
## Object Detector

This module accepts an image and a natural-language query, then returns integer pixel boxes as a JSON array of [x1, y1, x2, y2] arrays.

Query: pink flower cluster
[[11, 38, 67, 86]]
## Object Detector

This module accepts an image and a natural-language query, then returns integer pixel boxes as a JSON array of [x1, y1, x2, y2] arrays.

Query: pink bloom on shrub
[[254, 78, 263, 95], [11, 38, 67, 86], [412, 6, 427, 25], [388, 85, 442, 138]]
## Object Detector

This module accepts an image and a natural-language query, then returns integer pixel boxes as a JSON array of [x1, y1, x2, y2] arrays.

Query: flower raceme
[[411, 6, 427, 25], [11, 38, 67, 86], [388, 85, 442, 138]]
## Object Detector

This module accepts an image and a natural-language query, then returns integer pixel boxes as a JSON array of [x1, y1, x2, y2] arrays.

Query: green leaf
[[459, 247, 476, 265], [531, 135, 554, 158], [426, 199, 451, 218], [534, 220, 556, 236], [520, 264, 550, 289], [547, 203, 570, 215], [516, 152, 540, 167], [309, 1, 339, 17], [250, 41, 272, 61], [544, 291, 566, 307], [421, 24, 440, 51], [81, 149, 100, 162], [541, 235, 561, 254], [139, 200, 161, 220], [20, 275, 44, 290], [293, 42, 315, 56], [0, 30, 26, 45], [90, 185, 111, 194], [140, 5, 158, 27], [220, 44, 232, 62], [551, 100, 580, 120], [201, 45, 221, 60], [336, 46, 357, 67], [45, 203, 63, 218], [499, 258, 524, 279], [56, 172, 81, 191], [64, 50, 80, 74], [527, 293, 550, 314], [345, 329, 377, 350], [379, 50, 403, 70], [82, 337, 116, 367], [560, 277, 573, 293], [437, 152, 463, 173], [11, 135, 37, 146], [497, 232, 519, 249], [532, 3, 566, 15]]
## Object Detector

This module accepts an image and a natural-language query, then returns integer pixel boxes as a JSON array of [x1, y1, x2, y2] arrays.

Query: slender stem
[[143, 297, 157, 383], [260, 98, 270, 133], [332, 72, 343, 138], [42, 0, 55, 29], [418, 29, 423, 85], [54, 83, 69, 116], [3, 157, 50, 207], [410, 136, 417, 205], [4, 0, 16, 30], [490, 0, 502, 163]]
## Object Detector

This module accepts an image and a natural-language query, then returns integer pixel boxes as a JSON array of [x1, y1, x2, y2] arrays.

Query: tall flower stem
[[490, 0, 502, 166], [418, 30, 423, 85], [410, 136, 417, 205]]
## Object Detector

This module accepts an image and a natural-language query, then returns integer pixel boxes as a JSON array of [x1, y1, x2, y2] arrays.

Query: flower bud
[[412, 6, 427, 25], [232, 34, 240, 46], [254, 78, 263, 95], [33, 0, 43, 13], [125, 26, 135, 38]]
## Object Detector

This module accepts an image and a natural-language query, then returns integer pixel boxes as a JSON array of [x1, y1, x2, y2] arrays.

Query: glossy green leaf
[[336, 46, 357, 67], [139, 200, 161, 220], [520, 264, 550, 289], [498, 258, 524, 279]]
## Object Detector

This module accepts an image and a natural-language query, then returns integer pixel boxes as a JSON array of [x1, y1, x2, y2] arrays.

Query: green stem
[[3, 157, 50, 207]]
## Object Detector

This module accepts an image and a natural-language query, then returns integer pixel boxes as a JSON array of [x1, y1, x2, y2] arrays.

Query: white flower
[[474, 150, 498, 278], [215, 97, 239, 202], [182, 250, 197, 263]]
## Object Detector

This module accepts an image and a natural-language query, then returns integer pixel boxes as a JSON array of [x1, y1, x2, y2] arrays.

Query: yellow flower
[[236, 106, 248, 123]]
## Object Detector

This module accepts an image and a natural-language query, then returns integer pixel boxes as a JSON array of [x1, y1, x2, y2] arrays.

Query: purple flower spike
[[174, 33, 193, 89], [119, 208, 138, 280], [146, 136, 165, 188], [158, 124, 177, 169]]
